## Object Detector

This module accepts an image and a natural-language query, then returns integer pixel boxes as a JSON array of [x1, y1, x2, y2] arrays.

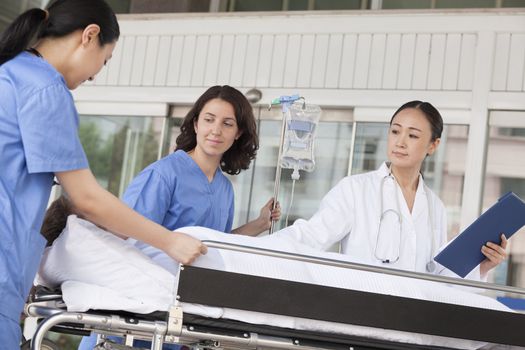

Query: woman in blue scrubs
[[0, 1, 205, 347], [79, 85, 280, 350], [124, 85, 281, 239]]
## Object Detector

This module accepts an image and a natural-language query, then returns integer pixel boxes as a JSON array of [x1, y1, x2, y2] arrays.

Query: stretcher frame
[[26, 240, 525, 350]]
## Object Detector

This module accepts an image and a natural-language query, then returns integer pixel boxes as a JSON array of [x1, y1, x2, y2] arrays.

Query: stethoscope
[[374, 167, 438, 273]]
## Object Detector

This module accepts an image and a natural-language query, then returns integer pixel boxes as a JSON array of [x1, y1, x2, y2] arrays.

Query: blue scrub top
[[0, 52, 88, 331], [123, 150, 235, 240]]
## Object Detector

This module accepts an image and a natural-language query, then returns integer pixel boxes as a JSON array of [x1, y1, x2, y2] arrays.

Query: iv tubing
[[285, 178, 297, 227]]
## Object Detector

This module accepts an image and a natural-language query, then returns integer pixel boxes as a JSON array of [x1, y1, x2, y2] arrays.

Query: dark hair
[[176, 85, 259, 175], [390, 100, 443, 141], [0, 0, 119, 65], [40, 195, 74, 247]]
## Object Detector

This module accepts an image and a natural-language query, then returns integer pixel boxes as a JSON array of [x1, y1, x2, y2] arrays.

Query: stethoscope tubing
[[375, 171, 438, 273]]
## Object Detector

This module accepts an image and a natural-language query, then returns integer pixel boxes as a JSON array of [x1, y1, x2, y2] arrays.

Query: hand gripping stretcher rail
[[25, 240, 525, 350]]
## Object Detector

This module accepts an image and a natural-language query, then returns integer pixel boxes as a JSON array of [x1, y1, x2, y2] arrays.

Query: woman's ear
[[81, 24, 101, 47], [427, 138, 441, 156], [235, 130, 243, 140]]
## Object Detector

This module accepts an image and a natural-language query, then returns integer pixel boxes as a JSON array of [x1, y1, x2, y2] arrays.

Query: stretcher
[[26, 218, 525, 350]]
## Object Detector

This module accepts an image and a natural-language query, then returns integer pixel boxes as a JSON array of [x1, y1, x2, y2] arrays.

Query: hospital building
[[3, 0, 525, 287]]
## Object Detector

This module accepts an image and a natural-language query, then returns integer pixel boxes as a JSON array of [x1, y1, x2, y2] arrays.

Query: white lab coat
[[275, 162, 481, 279]]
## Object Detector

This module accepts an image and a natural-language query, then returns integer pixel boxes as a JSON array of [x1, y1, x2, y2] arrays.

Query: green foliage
[[78, 118, 161, 198], [78, 122, 111, 180]]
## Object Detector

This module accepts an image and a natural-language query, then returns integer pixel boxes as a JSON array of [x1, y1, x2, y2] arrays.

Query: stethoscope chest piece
[[426, 260, 437, 273]]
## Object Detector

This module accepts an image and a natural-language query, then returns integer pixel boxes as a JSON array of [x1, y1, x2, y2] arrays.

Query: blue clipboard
[[434, 192, 525, 278]]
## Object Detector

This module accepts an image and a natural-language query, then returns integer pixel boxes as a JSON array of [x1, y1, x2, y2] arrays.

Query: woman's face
[[69, 41, 115, 89], [66, 26, 116, 89], [194, 98, 241, 159], [387, 107, 440, 169]]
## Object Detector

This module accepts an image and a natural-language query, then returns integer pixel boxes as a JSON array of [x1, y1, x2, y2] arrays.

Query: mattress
[[37, 216, 515, 349]]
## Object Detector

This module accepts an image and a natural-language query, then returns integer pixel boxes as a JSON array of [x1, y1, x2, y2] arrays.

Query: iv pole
[[268, 94, 303, 234]]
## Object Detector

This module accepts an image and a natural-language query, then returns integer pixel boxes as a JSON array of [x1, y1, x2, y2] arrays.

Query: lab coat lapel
[[392, 173, 426, 223], [411, 175, 427, 221], [395, 179, 419, 270]]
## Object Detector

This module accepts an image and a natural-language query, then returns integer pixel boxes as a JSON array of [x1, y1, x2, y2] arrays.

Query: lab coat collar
[[376, 162, 428, 219], [376, 162, 426, 189], [412, 175, 428, 220], [376, 162, 390, 178]]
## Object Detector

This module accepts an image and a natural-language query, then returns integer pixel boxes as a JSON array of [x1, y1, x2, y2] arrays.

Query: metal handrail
[[28, 306, 169, 350], [201, 239, 525, 296]]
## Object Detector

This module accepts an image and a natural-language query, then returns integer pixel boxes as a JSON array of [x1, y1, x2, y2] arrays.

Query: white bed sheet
[[37, 216, 514, 350]]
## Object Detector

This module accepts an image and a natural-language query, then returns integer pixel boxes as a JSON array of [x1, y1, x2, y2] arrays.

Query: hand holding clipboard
[[434, 192, 525, 278]]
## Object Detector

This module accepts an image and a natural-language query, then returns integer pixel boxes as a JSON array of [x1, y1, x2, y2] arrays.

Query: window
[[483, 111, 525, 287], [105, 0, 131, 13], [382, 0, 432, 9], [314, 0, 363, 10], [502, 0, 525, 6], [382, 0, 508, 8], [102, 0, 524, 13], [498, 127, 525, 138], [230, 0, 283, 11], [79, 115, 168, 197], [435, 0, 497, 8], [227, 0, 364, 11]]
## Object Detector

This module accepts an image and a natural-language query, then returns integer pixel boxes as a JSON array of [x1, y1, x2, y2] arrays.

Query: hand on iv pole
[[480, 233, 508, 278], [232, 198, 281, 236], [259, 197, 282, 228]]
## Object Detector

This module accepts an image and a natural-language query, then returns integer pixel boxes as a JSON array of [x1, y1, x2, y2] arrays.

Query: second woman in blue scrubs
[[124, 85, 280, 241], [79, 85, 280, 349]]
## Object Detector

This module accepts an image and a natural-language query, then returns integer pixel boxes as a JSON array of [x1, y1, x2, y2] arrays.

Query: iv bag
[[280, 102, 321, 172]]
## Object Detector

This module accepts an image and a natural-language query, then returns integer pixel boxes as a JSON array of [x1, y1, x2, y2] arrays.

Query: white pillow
[[37, 215, 176, 312]]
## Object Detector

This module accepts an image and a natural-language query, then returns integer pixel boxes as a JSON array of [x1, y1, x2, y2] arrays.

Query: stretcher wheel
[[20, 338, 59, 350]]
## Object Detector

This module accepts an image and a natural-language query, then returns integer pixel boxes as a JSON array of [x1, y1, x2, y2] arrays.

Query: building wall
[[75, 9, 525, 230]]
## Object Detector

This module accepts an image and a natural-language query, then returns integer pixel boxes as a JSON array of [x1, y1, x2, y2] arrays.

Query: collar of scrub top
[[27, 47, 43, 58], [374, 162, 438, 273]]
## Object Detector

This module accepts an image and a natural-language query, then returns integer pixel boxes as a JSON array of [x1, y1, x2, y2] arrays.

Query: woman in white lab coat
[[275, 101, 506, 278]]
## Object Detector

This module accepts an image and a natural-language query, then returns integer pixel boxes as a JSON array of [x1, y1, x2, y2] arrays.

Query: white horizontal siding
[[99, 32, 481, 92], [84, 12, 523, 94]]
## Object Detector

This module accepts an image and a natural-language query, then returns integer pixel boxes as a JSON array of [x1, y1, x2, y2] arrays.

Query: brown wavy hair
[[175, 85, 258, 175]]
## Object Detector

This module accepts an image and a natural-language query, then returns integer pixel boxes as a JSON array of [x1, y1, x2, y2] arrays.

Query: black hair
[[175, 85, 259, 175], [390, 100, 443, 141], [0, 0, 119, 65]]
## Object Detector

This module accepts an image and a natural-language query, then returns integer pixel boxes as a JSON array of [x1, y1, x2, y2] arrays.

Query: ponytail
[[0, 0, 119, 66], [0, 9, 47, 65]]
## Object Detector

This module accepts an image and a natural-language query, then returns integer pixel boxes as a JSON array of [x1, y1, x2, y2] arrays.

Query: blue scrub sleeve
[[17, 83, 88, 173], [123, 169, 172, 225]]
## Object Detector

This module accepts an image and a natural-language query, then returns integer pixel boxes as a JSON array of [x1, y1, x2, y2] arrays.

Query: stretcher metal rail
[[26, 241, 525, 350]]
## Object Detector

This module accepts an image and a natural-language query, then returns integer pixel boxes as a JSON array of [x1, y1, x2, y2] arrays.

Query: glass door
[[78, 115, 168, 197], [483, 111, 525, 287]]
